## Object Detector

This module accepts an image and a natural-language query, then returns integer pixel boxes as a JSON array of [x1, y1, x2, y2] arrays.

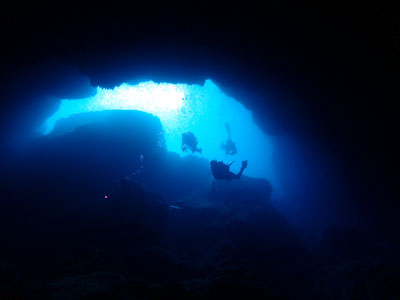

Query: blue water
[[43, 79, 275, 182]]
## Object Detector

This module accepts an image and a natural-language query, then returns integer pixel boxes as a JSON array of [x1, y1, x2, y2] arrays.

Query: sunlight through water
[[44, 79, 275, 180]]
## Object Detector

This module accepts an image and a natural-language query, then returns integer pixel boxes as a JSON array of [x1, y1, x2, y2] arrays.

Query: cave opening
[[43, 79, 276, 182]]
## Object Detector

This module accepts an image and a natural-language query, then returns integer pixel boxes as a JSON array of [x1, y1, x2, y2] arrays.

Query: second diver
[[181, 132, 202, 154]]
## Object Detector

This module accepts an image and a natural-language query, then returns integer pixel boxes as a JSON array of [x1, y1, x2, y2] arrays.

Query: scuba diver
[[221, 123, 237, 155], [181, 132, 202, 154], [210, 160, 248, 181]]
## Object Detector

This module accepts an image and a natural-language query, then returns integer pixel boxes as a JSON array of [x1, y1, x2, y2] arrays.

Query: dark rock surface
[[0, 111, 398, 299]]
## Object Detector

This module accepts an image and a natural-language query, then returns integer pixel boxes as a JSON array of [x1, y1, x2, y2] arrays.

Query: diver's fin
[[225, 123, 231, 138], [234, 160, 248, 180]]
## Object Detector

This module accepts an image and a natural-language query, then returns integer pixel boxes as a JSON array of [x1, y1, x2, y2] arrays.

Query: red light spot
[[105, 195, 108, 199]]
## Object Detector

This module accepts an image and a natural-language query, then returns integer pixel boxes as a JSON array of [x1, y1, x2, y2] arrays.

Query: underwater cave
[[42, 79, 276, 184]]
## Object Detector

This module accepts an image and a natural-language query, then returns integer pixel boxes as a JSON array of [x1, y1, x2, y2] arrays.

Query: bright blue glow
[[43, 80, 275, 181]]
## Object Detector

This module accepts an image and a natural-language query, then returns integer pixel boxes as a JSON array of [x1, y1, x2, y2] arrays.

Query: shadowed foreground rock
[[1, 111, 399, 299]]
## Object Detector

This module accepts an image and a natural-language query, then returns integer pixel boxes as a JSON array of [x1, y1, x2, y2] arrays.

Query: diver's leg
[[233, 160, 248, 179]]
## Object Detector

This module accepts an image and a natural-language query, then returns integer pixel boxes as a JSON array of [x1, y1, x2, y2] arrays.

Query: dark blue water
[[0, 68, 397, 299]]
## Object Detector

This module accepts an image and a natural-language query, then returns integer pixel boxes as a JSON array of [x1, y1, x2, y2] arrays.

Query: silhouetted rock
[[3, 109, 388, 299]]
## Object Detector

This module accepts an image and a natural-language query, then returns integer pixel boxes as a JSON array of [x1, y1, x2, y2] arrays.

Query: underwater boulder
[[19, 110, 165, 199]]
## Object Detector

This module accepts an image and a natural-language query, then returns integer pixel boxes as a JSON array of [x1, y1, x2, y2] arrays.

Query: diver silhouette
[[221, 123, 237, 155], [181, 132, 202, 154], [210, 160, 248, 181]]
